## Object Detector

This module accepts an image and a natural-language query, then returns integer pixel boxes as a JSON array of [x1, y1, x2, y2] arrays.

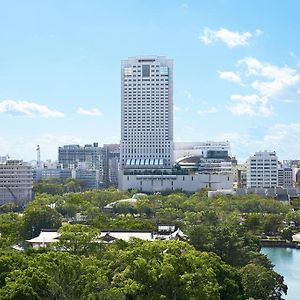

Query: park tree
[[113, 201, 138, 216], [63, 178, 84, 193], [56, 224, 99, 255], [22, 205, 62, 239], [286, 210, 300, 226], [189, 224, 260, 267], [35, 251, 83, 298], [241, 263, 287, 300], [0, 213, 22, 246], [243, 213, 263, 233], [156, 207, 183, 223], [281, 228, 294, 242], [0, 267, 62, 300], [105, 239, 244, 300], [135, 198, 154, 217], [33, 180, 64, 195], [262, 214, 284, 235]]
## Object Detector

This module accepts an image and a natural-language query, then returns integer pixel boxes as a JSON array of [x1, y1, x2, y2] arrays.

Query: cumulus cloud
[[199, 27, 254, 48], [239, 57, 300, 99], [0, 100, 65, 118], [77, 107, 103, 116], [224, 57, 300, 116], [197, 107, 217, 115], [228, 94, 273, 117], [218, 71, 242, 83], [216, 123, 300, 161]]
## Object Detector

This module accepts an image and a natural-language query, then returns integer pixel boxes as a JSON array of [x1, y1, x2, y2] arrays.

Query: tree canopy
[[0, 189, 291, 299]]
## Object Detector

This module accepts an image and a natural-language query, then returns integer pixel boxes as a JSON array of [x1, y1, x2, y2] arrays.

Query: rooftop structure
[[174, 141, 231, 161]]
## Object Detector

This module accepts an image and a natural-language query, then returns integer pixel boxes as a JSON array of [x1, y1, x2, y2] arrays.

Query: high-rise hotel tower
[[120, 56, 174, 169]]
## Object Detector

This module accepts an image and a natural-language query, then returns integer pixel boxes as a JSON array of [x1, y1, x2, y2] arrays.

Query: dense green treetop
[[0, 189, 293, 299]]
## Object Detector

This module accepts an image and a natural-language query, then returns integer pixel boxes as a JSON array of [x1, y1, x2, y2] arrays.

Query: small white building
[[26, 230, 60, 249], [26, 228, 187, 249]]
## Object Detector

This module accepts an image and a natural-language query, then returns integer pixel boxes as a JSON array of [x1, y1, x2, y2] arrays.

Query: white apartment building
[[0, 160, 33, 205], [120, 56, 174, 168], [247, 151, 278, 188], [278, 167, 293, 188]]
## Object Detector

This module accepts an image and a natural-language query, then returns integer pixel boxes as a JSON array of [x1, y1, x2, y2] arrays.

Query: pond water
[[261, 247, 300, 300]]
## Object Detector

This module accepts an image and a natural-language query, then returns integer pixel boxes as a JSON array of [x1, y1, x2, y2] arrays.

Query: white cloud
[[0, 100, 64, 118], [197, 107, 217, 115], [215, 123, 300, 162], [255, 29, 264, 36], [199, 27, 254, 48], [218, 71, 242, 83], [77, 107, 103, 116], [225, 57, 300, 116], [228, 94, 273, 117], [239, 57, 300, 99]]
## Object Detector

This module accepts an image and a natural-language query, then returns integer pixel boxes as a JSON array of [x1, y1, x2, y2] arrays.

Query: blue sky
[[0, 0, 300, 162]]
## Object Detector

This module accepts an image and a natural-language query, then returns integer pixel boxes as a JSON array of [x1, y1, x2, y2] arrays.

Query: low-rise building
[[26, 227, 187, 249]]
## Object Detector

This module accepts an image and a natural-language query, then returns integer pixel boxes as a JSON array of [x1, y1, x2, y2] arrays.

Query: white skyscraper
[[119, 56, 232, 192], [120, 56, 174, 169]]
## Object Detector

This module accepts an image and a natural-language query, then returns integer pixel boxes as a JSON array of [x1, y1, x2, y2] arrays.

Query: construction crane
[[5, 186, 18, 205]]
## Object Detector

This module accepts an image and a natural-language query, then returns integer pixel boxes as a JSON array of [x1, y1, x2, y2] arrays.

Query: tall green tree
[[241, 263, 287, 300], [56, 224, 99, 255], [22, 205, 62, 239]]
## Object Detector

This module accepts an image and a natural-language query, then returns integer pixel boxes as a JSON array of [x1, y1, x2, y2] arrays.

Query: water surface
[[261, 247, 300, 300]]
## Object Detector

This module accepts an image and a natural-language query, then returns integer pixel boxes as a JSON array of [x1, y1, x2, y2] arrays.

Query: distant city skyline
[[0, 1, 300, 162]]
